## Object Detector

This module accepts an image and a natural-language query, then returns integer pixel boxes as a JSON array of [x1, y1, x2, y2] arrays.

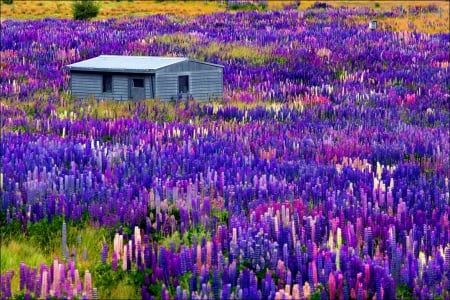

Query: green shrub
[[2, 0, 13, 4], [73, 0, 100, 21], [228, 2, 266, 11]]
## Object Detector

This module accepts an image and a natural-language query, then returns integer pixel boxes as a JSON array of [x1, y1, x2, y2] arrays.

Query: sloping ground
[[1, 1, 449, 34], [0, 0, 226, 19]]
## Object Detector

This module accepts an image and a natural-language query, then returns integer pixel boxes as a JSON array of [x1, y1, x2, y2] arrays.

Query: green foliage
[[135, 268, 163, 298], [310, 291, 322, 300], [0, 210, 22, 243], [72, 0, 100, 21], [374, 2, 380, 8], [127, 268, 152, 288], [237, 258, 251, 272], [1, 213, 121, 298], [93, 263, 125, 298], [2, 0, 13, 4], [147, 281, 163, 298], [228, 3, 266, 11], [213, 209, 228, 225], [101, 135, 112, 143], [171, 207, 181, 222], [396, 284, 414, 299], [393, 79, 402, 86], [27, 216, 65, 255], [255, 268, 268, 280], [334, 68, 345, 80], [93, 262, 152, 298], [12, 125, 28, 133], [160, 231, 182, 250], [310, 283, 325, 300], [12, 292, 37, 300], [275, 57, 288, 65], [179, 272, 192, 291]]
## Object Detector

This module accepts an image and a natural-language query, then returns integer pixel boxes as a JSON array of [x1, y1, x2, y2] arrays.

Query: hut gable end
[[156, 60, 223, 73]]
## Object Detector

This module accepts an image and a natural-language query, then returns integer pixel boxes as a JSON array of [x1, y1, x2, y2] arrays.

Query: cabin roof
[[65, 55, 223, 73]]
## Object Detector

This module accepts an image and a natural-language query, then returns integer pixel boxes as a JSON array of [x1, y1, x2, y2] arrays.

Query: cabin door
[[129, 77, 145, 100]]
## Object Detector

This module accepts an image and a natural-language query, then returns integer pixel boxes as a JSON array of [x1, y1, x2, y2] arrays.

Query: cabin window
[[178, 75, 189, 93], [102, 75, 112, 93], [133, 78, 144, 88]]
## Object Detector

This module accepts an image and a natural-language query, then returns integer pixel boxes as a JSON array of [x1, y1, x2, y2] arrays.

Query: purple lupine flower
[[101, 242, 108, 264], [19, 262, 26, 291], [62, 222, 68, 259], [112, 251, 118, 271], [82, 248, 88, 261]]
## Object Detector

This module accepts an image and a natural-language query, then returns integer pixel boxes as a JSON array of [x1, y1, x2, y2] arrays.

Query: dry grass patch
[[197, 41, 273, 65], [1, 0, 226, 20], [300, 0, 449, 34]]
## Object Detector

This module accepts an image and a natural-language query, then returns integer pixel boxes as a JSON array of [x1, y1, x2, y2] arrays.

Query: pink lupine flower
[[84, 270, 92, 299]]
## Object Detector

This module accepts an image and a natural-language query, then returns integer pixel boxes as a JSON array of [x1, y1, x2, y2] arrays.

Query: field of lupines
[[1, 3, 449, 300]]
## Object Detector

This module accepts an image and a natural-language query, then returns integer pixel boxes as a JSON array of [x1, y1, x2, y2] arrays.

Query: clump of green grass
[[0, 214, 111, 298], [228, 2, 267, 11]]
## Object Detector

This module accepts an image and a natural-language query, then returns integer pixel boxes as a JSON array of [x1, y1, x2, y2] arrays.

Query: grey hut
[[65, 55, 224, 101], [369, 20, 377, 30]]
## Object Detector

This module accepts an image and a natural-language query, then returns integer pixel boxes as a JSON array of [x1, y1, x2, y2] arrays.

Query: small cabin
[[65, 55, 224, 101], [369, 20, 377, 30]]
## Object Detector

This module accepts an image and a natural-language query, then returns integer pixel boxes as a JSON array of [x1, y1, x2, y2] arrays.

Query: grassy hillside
[[1, 1, 448, 34], [0, 0, 226, 19]]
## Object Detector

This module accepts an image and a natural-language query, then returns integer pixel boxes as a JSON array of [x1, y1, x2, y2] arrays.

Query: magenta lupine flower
[[112, 252, 118, 271]]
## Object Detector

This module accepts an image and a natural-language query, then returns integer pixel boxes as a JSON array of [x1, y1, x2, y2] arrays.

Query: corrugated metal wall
[[71, 73, 103, 99], [190, 71, 223, 101], [113, 75, 130, 101], [71, 73, 155, 101], [155, 61, 223, 101], [154, 73, 179, 101]]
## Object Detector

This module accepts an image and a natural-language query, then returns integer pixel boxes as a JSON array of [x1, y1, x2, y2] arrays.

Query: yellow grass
[[0, 0, 226, 20], [298, 0, 447, 10], [300, 1, 449, 34], [1, 240, 48, 294], [0, 224, 115, 298], [196, 41, 273, 65], [1, 1, 448, 34], [155, 34, 274, 65], [157, 33, 203, 49]]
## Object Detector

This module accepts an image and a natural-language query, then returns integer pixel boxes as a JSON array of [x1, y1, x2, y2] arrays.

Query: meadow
[[1, 1, 449, 33], [1, 1, 449, 299]]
